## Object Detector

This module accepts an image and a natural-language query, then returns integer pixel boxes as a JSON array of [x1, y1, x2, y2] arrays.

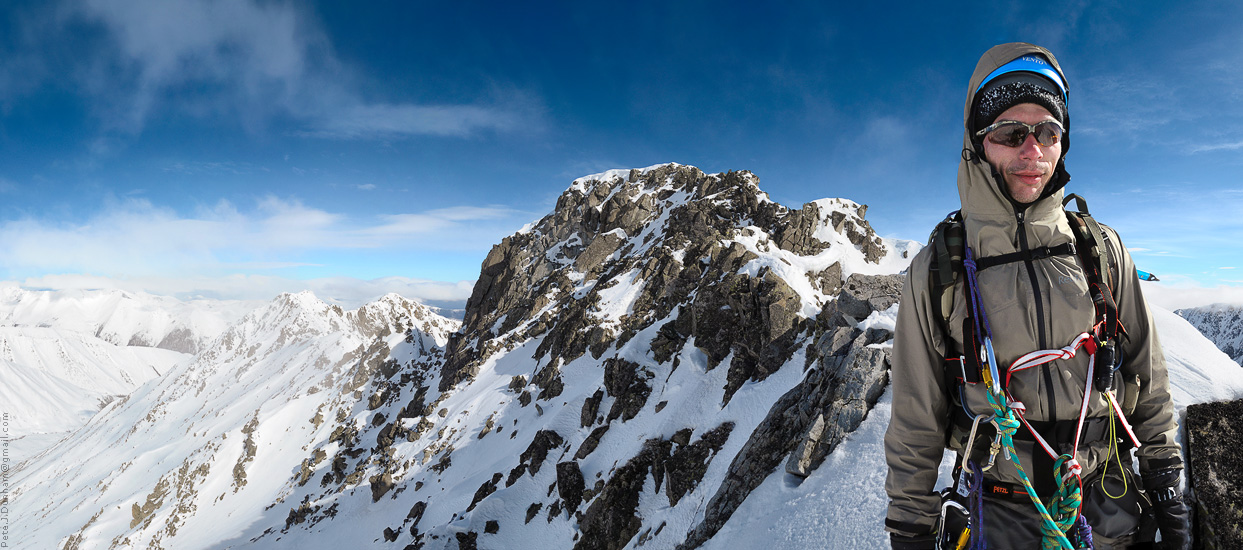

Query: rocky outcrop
[[1186, 398, 1243, 550], [575, 423, 734, 550], [439, 165, 894, 402], [678, 273, 900, 549]]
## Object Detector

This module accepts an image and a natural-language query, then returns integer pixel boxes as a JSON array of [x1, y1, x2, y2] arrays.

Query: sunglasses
[[974, 120, 1064, 148]]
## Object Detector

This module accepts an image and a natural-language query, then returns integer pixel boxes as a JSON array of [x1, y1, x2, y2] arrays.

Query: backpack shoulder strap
[[1062, 193, 1114, 289], [928, 210, 964, 341]]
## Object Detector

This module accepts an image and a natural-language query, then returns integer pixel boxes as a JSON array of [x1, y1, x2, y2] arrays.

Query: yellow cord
[[1100, 391, 1129, 499]]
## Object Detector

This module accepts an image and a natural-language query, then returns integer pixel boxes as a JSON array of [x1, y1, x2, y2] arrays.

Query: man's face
[[981, 103, 1063, 204]]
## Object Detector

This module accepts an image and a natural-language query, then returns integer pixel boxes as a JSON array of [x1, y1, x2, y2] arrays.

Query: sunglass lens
[[987, 124, 1029, 147], [986, 122, 1062, 147], [1033, 123, 1062, 146]]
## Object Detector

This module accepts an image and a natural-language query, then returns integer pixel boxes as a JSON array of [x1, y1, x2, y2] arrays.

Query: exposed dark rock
[[484, 520, 499, 534], [581, 389, 604, 427], [369, 473, 394, 502], [604, 359, 652, 422], [520, 430, 565, 476], [506, 464, 528, 487], [556, 461, 585, 514], [525, 503, 542, 524], [693, 268, 804, 405], [1186, 398, 1243, 550], [532, 362, 565, 401], [407, 501, 427, 526], [575, 425, 610, 460], [574, 441, 657, 550], [813, 262, 844, 295], [508, 376, 527, 392], [773, 202, 831, 256], [285, 499, 317, 529], [467, 473, 504, 512], [664, 423, 734, 507], [406, 165, 898, 549], [439, 166, 888, 394], [576, 423, 734, 550], [1176, 305, 1243, 366], [455, 531, 477, 550]]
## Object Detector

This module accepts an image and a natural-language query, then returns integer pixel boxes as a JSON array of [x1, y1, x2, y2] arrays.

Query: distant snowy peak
[[211, 291, 458, 361], [1176, 303, 1243, 366], [0, 327, 186, 438], [0, 286, 256, 354]]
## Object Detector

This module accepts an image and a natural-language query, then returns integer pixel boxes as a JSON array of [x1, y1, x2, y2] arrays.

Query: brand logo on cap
[[1018, 55, 1052, 68]]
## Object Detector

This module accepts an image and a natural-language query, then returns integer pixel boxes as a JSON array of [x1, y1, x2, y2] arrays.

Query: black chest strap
[[974, 242, 1077, 272]]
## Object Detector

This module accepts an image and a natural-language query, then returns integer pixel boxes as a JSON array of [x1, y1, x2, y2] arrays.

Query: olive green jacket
[[883, 43, 1182, 537]]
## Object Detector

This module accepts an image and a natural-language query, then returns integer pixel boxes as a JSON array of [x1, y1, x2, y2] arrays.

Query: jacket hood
[[958, 43, 1074, 257]]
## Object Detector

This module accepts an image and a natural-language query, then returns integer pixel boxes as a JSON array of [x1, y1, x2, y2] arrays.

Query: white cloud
[[1189, 141, 1243, 154], [305, 103, 525, 139], [0, 196, 531, 280], [356, 184, 377, 191], [46, 0, 538, 139], [10, 273, 474, 310], [1143, 282, 1243, 311]]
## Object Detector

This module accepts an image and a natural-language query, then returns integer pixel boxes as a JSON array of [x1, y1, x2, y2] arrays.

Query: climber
[[882, 43, 1191, 549]]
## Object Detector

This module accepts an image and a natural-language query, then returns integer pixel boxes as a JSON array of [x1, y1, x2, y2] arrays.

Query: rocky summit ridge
[[14, 164, 919, 550], [1176, 304, 1243, 366]]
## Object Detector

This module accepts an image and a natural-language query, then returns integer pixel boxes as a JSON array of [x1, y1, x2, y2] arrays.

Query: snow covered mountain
[[0, 326, 185, 438], [12, 291, 458, 549], [0, 286, 256, 354], [13, 164, 1243, 550], [1176, 304, 1243, 366], [0, 287, 260, 463]]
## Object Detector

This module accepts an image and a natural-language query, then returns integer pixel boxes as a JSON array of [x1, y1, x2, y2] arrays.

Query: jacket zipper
[[1016, 210, 1058, 421]]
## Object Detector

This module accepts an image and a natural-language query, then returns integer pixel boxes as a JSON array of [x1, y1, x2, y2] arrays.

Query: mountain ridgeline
[[14, 164, 917, 550], [1176, 304, 1243, 367]]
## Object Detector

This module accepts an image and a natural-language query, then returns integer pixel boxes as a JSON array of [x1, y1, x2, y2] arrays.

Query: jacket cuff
[[885, 518, 935, 538]]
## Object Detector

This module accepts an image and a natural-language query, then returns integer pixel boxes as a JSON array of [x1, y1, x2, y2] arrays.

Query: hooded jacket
[[883, 43, 1182, 538]]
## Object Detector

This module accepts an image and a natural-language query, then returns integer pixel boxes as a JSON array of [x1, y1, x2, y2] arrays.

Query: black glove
[[890, 532, 936, 550], [1143, 468, 1191, 550]]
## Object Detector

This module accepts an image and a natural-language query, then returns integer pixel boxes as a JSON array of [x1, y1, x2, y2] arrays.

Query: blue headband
[[976, 55, 1068, 102]]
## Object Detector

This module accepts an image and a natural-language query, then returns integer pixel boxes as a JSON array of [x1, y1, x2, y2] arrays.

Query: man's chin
[[1007, 183, 1045, 204]]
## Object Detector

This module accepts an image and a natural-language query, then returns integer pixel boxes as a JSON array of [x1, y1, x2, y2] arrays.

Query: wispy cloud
[[14, 0, 541, 141], [0, 196, 531, 279], [1189, 141, 1243, 154], [356, 184, 376, 191], [6, 273, 475, 310], [303, 102, 528, 139]]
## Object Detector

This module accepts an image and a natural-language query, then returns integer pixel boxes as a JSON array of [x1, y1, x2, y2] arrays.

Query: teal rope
[[984, 390, 1079, 550]]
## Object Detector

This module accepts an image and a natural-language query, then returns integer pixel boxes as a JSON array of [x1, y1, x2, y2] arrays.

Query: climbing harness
[[926, 195, 1152, 548], [951, 246, 1142, 550]]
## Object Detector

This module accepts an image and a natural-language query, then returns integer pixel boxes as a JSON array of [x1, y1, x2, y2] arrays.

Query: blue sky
[[2, 1, 1242, 308]]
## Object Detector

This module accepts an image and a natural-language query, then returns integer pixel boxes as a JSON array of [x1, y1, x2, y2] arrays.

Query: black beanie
[[973, 71, 1066, 134]]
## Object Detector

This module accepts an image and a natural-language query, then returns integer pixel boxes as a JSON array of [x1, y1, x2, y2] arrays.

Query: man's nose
[[1018, 134, 1044, 159]]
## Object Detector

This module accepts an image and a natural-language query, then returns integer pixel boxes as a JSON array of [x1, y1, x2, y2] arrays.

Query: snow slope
[[0, 326, 186, 438], [0, 287, 259, 464]]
